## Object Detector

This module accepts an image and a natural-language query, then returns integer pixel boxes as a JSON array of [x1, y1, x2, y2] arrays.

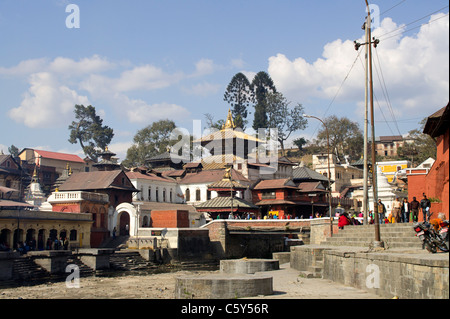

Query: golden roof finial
[[223, 109, 236, 129]]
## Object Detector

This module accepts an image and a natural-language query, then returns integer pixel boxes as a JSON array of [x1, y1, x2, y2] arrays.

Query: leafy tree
[[251, 71, 276, 131], [293, 137, 308, 153], [8, 145, 19, 157], [68, 104, 114, 162], [204, 113, 225, 131], [265, 92, 308, 156], [316, 115, 363, 162], [122, 119, 180, 167], [223, 72, 254, 129], [397, 118, 436, 166]]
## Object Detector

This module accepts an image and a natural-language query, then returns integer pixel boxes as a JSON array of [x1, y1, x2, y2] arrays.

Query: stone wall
[[291, 245, 449, 299]]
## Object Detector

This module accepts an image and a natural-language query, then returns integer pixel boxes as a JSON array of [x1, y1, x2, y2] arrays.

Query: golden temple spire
[[222, 109, 236, 129]]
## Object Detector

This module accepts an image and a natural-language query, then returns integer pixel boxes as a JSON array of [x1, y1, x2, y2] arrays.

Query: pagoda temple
[[195, 166, 259, 219]]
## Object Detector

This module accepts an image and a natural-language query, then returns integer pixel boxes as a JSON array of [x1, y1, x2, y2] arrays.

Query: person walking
[[392, 197, 402, 223], [401, 198, 410, 223], [410, 197, 420, 222], [420, 194, 431, 222], [377, 199, 386, 224]]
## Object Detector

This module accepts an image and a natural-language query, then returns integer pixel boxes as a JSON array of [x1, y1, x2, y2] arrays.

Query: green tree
[[251, 71, 276, 131], [68, 104, 114, 162], [316, 115, 363, 162], [204, 113, 225, 131], [223, 72, 254, 130], [122, 119, 180, 167], [8, 145, 19, 157], [265, 92, 308, 156], [397, 118, 436, 166], [293, 137, 308, 153]]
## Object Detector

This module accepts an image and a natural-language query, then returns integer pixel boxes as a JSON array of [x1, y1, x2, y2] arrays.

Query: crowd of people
[[0, 236, 70, 254], [337, 193, 440, 229], [377, 193, 432, 224]]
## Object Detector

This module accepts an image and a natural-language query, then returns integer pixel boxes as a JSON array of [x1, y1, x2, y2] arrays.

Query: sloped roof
[[59, 170, 138, 192], [423, 102, 449, 138], [195, 196, 258, 210], [297, 181, 327, 193], [253, 178, 297, 190], [33, 149, 85, 163], [126, 171, 174, 183], [179, 168, 249, 185], [193, 128, 263, 144], [292, 166, 329, 182]]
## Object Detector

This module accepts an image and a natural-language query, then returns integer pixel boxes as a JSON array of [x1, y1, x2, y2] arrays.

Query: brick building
[[407, 102, 449, 219]]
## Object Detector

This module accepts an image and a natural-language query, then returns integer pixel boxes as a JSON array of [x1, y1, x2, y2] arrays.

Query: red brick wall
[[150, 210, 189, 228]]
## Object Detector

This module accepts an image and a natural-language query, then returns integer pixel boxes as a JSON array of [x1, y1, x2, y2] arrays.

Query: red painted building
[[252, 178, 329, 219], [58, 170, 138, 247], [407, 102, 449, 220]]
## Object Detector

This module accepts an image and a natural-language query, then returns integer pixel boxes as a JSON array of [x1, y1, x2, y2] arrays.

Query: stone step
[[12, 256, 50, 281]]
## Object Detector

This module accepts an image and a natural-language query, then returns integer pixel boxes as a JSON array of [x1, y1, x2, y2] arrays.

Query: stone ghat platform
[[175, 273, 273, 299], [220, 258, 279, 274]]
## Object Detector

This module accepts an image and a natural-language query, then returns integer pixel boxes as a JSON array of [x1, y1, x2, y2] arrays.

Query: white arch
[[111, 203, 137, 236]]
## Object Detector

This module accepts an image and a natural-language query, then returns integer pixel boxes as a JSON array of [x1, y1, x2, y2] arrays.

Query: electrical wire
[[377, 6, 449, 41], [306, 49, 364, 142], [372, 46, 402, 136]]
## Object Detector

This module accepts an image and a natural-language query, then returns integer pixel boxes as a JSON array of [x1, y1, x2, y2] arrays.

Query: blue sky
[[0, 0, 448, 161]]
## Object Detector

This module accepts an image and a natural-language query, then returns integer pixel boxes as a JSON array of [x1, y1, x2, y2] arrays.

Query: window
[[70, 230, 77, 241], [170, 189, 173, 202], [163, 188, 166, 202], [207, 190, 211, 200], [185, 188, 190, 202], [262, 191, 276, 199], [156, 187, 159, 202], [196, 189, 201, 201], [148, 187, 151, 201]]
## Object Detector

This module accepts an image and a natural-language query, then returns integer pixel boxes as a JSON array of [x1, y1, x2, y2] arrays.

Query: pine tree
[[251, 71, 276, 131]]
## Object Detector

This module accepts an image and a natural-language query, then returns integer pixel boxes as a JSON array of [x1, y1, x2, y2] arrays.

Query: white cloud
[[48, 55, 114, 76], [193, 58, 216, 76], [8, 72, 89, 128], [268, 13, 449, 116], [182, 82, 221, 96], [111, 94, 190, 124]]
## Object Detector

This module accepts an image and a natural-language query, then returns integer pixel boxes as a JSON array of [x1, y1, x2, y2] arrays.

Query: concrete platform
[[175, 273, 273, 299], [220, 258, 279, 274]]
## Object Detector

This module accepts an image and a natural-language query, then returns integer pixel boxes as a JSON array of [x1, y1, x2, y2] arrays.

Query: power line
[[372, 46, 402, 136], [306, 49, 364, 141], [377, 6, 449, 41]]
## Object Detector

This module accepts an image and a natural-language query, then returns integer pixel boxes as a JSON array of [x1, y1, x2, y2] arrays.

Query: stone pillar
[[77, 248, 115, 270], [28, 250, 71, 274]]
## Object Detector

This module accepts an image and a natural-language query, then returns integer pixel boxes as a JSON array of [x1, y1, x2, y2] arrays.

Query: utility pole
[[355, 0, 384, 247]]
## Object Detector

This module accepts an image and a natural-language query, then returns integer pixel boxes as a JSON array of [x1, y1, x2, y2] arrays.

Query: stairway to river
[[323, 223, 423, 250]]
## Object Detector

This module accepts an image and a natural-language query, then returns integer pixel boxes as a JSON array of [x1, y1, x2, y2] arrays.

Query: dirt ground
[[0, 263, 384, 299]]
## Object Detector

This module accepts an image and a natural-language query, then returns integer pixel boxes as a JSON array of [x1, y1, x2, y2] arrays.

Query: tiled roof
[[297, 181, 327, 192], [179, 168, 249, 185], [208, 179, 247, 190], [126, 171, 174, 183], [292, 166, 329, 182], [253, 178, 297, 190], [193, 128, 263, 144], [195, 196, 258, 210], [33, 150, 85, 163], [59, 170, 138, 192]]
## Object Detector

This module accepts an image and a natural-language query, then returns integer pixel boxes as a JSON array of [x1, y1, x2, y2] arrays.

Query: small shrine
[[24, 167, 47, 208], [195, 166, 259, 219], [93, 147, 121, 171]]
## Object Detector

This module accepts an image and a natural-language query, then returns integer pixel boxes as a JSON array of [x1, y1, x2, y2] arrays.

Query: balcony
[[48, 191, 109, 204]]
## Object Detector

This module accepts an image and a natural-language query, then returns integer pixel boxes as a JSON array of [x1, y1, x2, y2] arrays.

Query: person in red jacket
[[338, 212, 352, 229]]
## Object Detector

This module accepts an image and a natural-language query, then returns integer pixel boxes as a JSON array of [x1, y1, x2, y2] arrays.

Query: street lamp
[[303, 114, 333, 236]]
